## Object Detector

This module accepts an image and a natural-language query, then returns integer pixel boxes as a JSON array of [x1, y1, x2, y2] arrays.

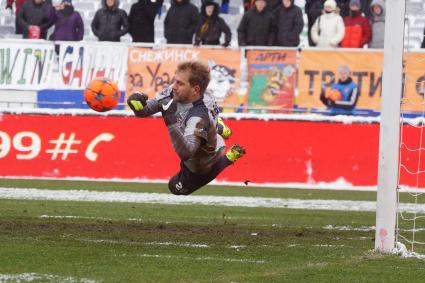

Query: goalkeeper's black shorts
[[168, 156, 232, 195]]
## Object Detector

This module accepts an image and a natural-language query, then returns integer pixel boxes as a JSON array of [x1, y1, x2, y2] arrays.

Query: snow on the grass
[[40, 215, 113, 221], [323, 225, 375, 232], [8, 107, 425, 126], [393, 242, 425, 260], [313, 244, 345, 247], [0, 107, 380, 123], [0, 273, 97, 283], [79, 238, 209, 248], [2, 175, 379, 191], [131, 253, 266, 264], [0, 187, 377, 211], [2, 187, 425, 213], [7, 107, 425, 125]]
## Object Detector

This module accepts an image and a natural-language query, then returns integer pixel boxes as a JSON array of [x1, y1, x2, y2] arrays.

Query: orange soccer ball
[[84, 78, 121, 112], [325, 88, 342, 102]]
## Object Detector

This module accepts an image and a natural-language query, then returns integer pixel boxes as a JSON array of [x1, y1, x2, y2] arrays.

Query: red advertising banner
[[0, 113, 423, 188], [126, 47, 243, 112], [247, 50, 297, 113], [0, 114, 177, 179]]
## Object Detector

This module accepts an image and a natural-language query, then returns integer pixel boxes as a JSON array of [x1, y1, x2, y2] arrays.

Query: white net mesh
[[396, 0, 425, 256]]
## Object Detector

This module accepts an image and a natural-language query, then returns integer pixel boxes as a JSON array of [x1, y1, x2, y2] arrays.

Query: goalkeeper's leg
[[168, 144, 246, 195]]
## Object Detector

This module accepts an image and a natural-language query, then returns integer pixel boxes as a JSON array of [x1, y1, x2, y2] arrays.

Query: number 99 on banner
[[0, 131, 41, 160]]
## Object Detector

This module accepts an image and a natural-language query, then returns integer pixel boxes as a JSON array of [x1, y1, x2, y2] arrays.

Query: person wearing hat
[[194, 0, 231, 47], [305, 0, 325, 46], [237, 0, 275, 46], [163, 0, 199, 44], [46, 0, 84, 44], [311, 0, 345, 48], [273, 0, 304, 47], [128, 0, 159, 43], [340, 0, 371, 48], [368, 0, 385, 48], [320, 64, 359, 115], [91, 0, 129, 42], [17, 0, 53, 39], [6, 0, 27, 34], [243, 0, 280, 12]]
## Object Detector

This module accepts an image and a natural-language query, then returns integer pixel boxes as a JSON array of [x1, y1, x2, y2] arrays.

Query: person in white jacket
[[311, 0, 345, 48]]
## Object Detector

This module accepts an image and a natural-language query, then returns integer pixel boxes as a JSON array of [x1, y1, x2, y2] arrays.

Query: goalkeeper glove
[[127, 92, 148, 111]]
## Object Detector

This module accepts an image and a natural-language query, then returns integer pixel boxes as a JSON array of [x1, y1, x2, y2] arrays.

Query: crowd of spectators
[[3, 0, 417, 50]]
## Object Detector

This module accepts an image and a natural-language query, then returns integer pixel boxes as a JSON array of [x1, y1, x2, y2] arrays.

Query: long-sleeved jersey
[[132, 86, 225, 174], [320, 77, 359, 115]]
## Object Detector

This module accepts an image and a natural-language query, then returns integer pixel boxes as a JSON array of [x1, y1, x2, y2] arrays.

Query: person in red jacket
[[340, 0, 371, 48], [5, 0, 26, 34]]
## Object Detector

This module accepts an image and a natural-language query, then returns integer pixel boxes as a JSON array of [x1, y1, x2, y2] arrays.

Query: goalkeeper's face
[[172, 70, 201, 103]]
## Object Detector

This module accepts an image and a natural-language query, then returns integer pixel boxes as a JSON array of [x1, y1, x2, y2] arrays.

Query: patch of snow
[[323, 225, 375, 232], [1, 175, 379, 191], [2, 187, 425, 213], [133, 253, 266, 264], [0, 273, 97, 283]]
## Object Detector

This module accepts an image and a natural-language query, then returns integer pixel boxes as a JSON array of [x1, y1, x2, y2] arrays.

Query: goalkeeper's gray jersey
[[132, 86, 225, 174], [172, 98, 225, 174]]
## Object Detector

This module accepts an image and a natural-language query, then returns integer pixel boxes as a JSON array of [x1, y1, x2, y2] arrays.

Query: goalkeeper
[[127, 60, 245, 195]]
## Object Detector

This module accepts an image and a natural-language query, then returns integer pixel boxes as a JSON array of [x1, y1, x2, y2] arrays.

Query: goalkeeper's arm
[[127, 92, 161, 117]]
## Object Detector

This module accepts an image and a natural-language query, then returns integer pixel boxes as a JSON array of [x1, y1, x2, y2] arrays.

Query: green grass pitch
[[0, 179, 425, 283]]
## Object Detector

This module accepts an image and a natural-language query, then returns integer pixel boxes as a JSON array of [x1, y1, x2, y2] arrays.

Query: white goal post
[[375, 0, 406, 252]]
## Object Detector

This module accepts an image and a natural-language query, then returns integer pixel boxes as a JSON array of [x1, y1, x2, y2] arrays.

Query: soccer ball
[[84, 77, 121, 112], [325, 88, 342, 102]]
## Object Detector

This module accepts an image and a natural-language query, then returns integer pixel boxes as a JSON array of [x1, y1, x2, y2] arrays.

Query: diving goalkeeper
[[127, 60, 245, 195]]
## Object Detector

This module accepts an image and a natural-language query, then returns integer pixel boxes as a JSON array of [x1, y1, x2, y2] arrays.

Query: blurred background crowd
[[1, 0, 423, 49]]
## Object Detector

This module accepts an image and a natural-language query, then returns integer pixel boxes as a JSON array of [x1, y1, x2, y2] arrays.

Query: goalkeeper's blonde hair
[[176, 61, 211, 94]]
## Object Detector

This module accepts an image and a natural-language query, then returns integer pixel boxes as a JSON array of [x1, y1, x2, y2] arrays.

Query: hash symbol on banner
[[46, 133, 81, 160]]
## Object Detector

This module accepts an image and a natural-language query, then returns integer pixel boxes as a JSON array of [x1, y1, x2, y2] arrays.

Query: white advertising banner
[[0, 41, 55, 90], [58, 42, 128, 90]]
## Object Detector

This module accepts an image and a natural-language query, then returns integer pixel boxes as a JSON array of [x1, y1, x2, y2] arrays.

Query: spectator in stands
[[237, 0, 275, 46], [273, 0, 304, 47], [368, 0, 385, 49], [336, 0, 350, 17], [338, 0, 371, 17], [340, 0, 371, 48], [311, 0, 345, 48], [320, 64, 359, 115], [47, 0, 84, 42], [91, 0, 129, 42], [244, 0, 280, 12], [194, 1, 231, 47], [243, 0, 253, 11], [305, 0, 324, 46], [6, 0, 26, 35], [267, 0, 281, 11], [164, 0, 199, 44], [17, 0, 53, 39], [128, 0, 158, 43]]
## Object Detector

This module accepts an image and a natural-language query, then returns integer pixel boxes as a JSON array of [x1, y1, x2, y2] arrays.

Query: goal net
[[376, 0, 425, 256]]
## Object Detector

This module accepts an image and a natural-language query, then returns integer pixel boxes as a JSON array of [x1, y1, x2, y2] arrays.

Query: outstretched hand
[[127, 92, 148, 111]]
